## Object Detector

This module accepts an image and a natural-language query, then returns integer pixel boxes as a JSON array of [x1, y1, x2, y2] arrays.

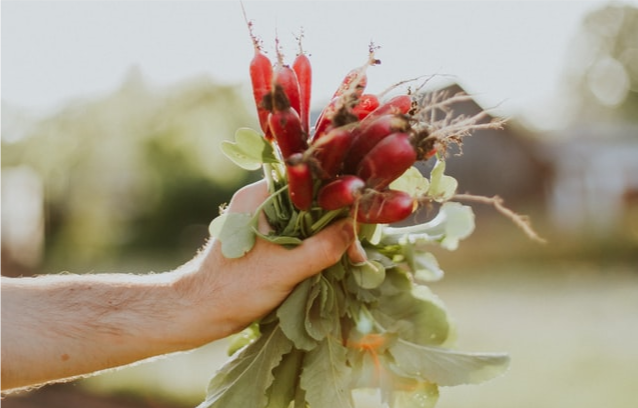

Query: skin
[[1, 180, 365, 393]]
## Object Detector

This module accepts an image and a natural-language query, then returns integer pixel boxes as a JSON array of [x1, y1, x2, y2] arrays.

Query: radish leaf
[[208, 212, 256, 258], [221, 127, 279, 170], [300, 335, 354, 408], [198, 323, 292, 408], [389, 339, 510, 386]]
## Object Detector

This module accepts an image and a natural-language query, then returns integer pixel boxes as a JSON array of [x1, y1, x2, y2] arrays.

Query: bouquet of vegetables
[[199, 26, 514, 408]]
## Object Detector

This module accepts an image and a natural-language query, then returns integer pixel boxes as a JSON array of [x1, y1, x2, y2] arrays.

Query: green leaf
[[359, 223, 383, 245], [208, 212, 257, 258], [199, 323, 293, 408], [382, 202, 475, 251], [401, 244, 444, 282], [388, 339, 510, 386], [221, 127, 279, 170], [226, 322, 260, 356], [352, 260, 386, 289], [265, 348, 304, 408], [372, 270, 450, 346], [300, 336, 354, 408], [305, 278, 337, 341], [390, 166, 430, 198], [277, 279, 319, 351], [390, 379, 439, 408], [254, 229, 304, 247], [427, 160, 457, 202]]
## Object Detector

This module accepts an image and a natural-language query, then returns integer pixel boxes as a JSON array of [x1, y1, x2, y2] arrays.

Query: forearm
[[0, 263, 211, 392]]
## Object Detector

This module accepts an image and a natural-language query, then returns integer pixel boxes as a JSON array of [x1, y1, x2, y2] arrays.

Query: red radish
[[268, 86, 307, 159], [363, 94, 413, 124], [354, 189, 415, 224], [352, 94, 380, 120], [333, 66, 368, 99], [286, 154, 314, 211], [357, 132, 416, 190], [273, 64, 302, 119], [249, 49, 274, 141], [344, 114, 410, 174], [311, 96, 340, 142], [312, 97, 360, 143], [332, 49, 380, 98], [317, 175, 365, 211], [293, 52, 312, 134], [311, 125, 355, 179]]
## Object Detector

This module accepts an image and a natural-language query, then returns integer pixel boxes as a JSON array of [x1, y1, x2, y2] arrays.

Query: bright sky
[[1, 1, 632, 129]]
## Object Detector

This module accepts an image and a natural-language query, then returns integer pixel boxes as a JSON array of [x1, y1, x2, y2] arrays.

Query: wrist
[[169, 253, 241, 349]]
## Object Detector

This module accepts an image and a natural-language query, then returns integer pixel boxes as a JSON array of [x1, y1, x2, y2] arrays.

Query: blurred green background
[[2, 2, 638, 408]]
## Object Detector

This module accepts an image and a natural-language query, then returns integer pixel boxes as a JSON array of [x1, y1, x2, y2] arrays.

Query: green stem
[[251, 182, 289, 225], [310, 209, 347, 233]]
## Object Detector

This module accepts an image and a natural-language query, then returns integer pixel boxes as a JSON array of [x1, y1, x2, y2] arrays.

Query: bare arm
[[1, 180, 361, 392]]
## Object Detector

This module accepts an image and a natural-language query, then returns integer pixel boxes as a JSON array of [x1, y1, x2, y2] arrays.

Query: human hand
[[173, 180, 364, 347]]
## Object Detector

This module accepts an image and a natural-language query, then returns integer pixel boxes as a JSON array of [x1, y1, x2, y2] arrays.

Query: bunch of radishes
[[249, 40, 439, 225]]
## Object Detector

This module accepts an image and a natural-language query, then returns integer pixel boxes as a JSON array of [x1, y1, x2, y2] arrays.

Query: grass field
[[78, 257, 638, 408]]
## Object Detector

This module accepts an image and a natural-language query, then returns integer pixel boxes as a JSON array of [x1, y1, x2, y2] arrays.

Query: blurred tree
[[2, 68, 259, 272], [563, 3, 638, 125]]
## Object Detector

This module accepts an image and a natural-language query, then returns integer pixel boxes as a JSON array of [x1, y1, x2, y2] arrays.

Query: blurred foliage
[[563, 2, 638, 125], [2, 69, 259, 272]]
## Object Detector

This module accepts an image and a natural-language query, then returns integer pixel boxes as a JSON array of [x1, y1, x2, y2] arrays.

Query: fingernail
[[347, 239, 367, 264]]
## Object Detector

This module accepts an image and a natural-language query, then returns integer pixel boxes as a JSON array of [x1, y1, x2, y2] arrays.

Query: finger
[[346, 239, 367, 264], [278, 218, 356, 284], [226, 179, 269, 214]]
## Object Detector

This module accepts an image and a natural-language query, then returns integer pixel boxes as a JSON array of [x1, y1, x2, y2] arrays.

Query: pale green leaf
[[221, 127, 279, 170], [389, 339, 510, 386], [305, 278, 336, 341], [427, 160, 457, 202], [402, 245, 444, 282], [372, 270, 450, 346], [300, 336, 354, 408], [436, 202, 475, 250], [390, 166, 430, 198], [352, 260, 386, 289], [390, 379, 439, 408], [226, 322, 260, 356], [265, 349, 304, 408], [208, 213, 257, 258], [382, 202, 475, 251], [359, 223, 383, 245], [277, 279, 319, 351], [199, 323, 293, 408], [254, 229, 303, 246]]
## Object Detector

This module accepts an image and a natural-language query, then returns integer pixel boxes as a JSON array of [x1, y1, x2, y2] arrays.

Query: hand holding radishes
[[201, 25, 525, 408]]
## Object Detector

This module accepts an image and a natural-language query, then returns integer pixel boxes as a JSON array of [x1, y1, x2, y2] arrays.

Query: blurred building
[[542, 124, 638, 238]]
